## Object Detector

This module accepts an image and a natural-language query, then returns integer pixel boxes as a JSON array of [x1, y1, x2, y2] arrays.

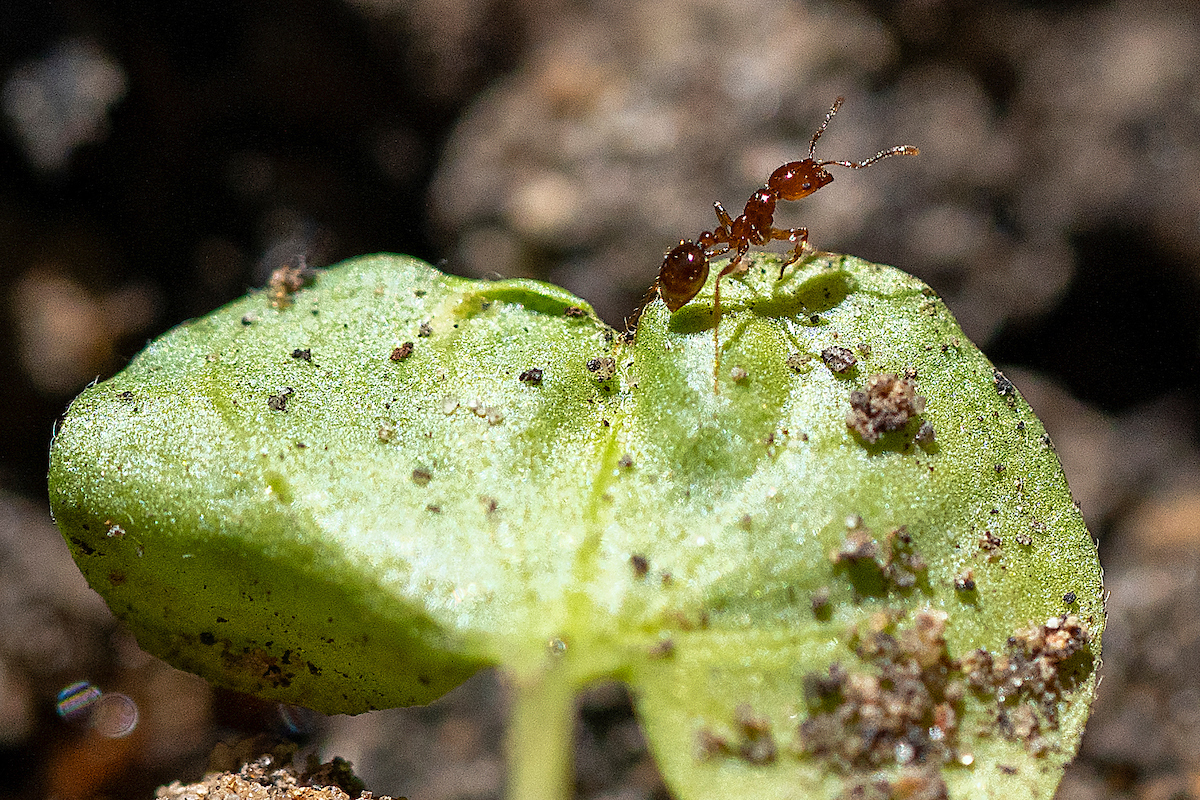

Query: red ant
[[647, 97, 918, 384]]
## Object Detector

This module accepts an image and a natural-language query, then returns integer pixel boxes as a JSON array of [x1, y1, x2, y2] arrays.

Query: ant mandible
[[649, 97, 918, 381]]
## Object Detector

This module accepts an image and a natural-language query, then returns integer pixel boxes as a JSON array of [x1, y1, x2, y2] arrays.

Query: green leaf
[[49, 253, 1103, 800]]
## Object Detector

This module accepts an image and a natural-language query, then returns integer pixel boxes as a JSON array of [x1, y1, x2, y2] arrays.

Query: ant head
[[767, 161, 834, 202]]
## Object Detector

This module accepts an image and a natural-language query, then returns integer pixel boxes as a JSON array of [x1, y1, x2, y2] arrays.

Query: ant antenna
[[812, 97, 918, 169], [807, 96, 844, 159]]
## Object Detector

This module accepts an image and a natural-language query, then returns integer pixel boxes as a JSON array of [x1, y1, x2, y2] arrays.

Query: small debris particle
[[156, 743, 395, 800], [587, 356, 617, 381], [799, 611, 958, 775], [105, 523, 125, 539], [564, 305, 586, 318], [377, 421, 397, 442], [954, 570, 976, 591], [425, 504, 441, 513], [696, 729, 732, 760], [995, 463, 1006, 474], [480, 496, 499, 514], [617, 453, 634, 469], [846, 374, 926, 444], [810, 587, 831, 615], [390, 342, 414, 361], [630, 553, 649, 578], [994, 368, 1016, 397], [1062, 591, 1077, 604], [411, 467, 432, 486], [648, 638, 675, 659], [441, 397, 459, 414], [291, 348, 312, 362], [821, 345, 858, 374], [518, 368, 544, 384], [733, 704, 777, 765], [267, 257, 317, 309], [118, 390, 135, 402], [785, 352, 812, 372], [979, 530, 1002, 558], [1015, 532, 1033, 546], [242, 312, 260, 325], [460, 398, 505, 424], [915, 420, 936, 446], [855, 342, 872, 358], [831, 527, 879, 564], [730, 365, 749, 382], [418, 322, 434, 337], [267, 387, 294, 412]]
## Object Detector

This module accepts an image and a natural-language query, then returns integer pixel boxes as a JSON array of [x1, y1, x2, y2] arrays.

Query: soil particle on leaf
[[831, 526, 880, 565], [831, 522, 927, 591], [291, 348, 312, 362], [729, 365, 749, 382], [979, 530, 1002, 560], [786, 352, 813, 373], [564, 305, 586, 318], [629, 553, 649, 578], [418, 322, 434, 337], [518, 367, 543, 384], [799, 609, 959, 772], [267, 258, 317, 310], [411, 467, 432, 486], [267, 387, 294, 412], [733, 704, 777, 765], [915, 420, 936, 447], [821, 345, 858, 374], [846, 374, 926, 444], [993, 368, 1016, 398], [587, 356, 617, 381], [954, 569, 976, 591], [695, 705, 777, 766], [811, 587, 831, 616], [648, 638, 675, 659], [463, 398, 505, 424], [390, 342, 414, 361]]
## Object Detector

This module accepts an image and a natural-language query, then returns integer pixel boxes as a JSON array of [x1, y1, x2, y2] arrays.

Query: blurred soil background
[[2, 0, 1200, 798]]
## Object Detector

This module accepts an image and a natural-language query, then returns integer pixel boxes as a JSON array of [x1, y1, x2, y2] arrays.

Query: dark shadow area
[[989, 227, 1200, 414]]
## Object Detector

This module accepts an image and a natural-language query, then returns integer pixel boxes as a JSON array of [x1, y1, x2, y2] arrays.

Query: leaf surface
[[49, 253, 1103, 799]]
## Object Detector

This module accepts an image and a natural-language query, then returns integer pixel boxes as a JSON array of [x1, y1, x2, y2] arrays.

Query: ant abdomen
[[659, 240, 709, 312]]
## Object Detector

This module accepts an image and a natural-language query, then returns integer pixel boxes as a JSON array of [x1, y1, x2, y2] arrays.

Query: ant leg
[[713, 201, 734, 229], [777, 227, 810, 279], [710, 247, 749, 389]]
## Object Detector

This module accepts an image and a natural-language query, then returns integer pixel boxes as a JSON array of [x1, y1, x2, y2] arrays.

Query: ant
[[646, 97, 918, 385]]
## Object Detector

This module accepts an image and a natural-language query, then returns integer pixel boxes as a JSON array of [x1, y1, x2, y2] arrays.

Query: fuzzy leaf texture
[[49, 253, 1103, 800]]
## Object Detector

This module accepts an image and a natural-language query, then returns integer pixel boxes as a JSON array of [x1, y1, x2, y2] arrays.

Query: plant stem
[[505, 665, 575, 800]]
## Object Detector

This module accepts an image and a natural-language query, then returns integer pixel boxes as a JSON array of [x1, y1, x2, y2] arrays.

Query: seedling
[[49, 252, 1102, 800]]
